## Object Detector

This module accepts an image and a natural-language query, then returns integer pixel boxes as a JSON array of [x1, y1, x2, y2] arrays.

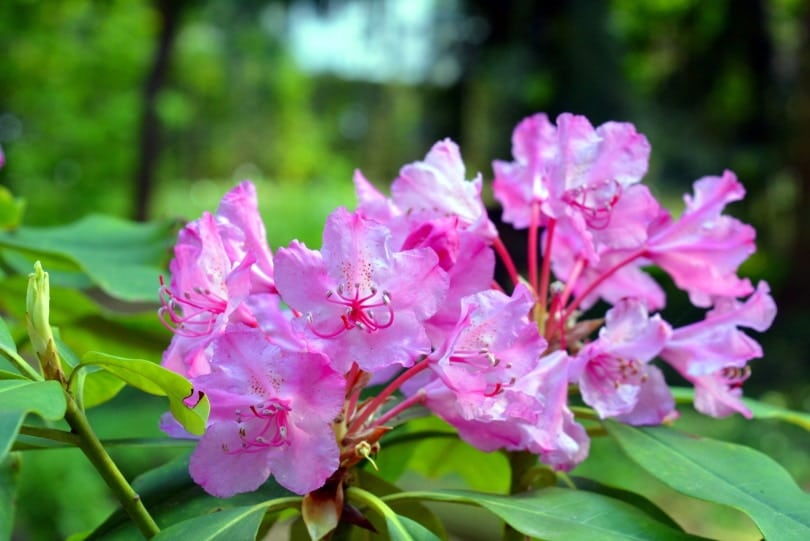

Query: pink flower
[[352, 142, 497, 335], [660, 281, 776, 418], [613, 365, 678, 426], [417, 350, 589, 471], [188, 328, 345, 497], [402, 222, 495, 341], [160, 212, 256, 377], [407, 287, 589, 469], [646, 171, 756, 307], [426, 284, 547, 415], [391, 139, 496, 241], [159, 181, 277, 377], [572, 299, 673, 421], [493, 113, 650, 232], [215, 181, 276, 294], [275, 208, 448, 373]]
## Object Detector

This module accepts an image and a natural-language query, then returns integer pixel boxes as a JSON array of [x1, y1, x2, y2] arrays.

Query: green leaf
[[0, 214, 177, 302], [79, 368, 128, 410], [568, 476, 683, 531], [80, 352, 209, 435], [153, 504, 267, 541], [0, 370, 25, 380], [54, 336, 125, 410], [572, 432, 759, 540], [385, 488, 702, 541], [0, 316, 40, 379], [386, 514, 441, 541], [0, 380, 67, 460], [606, 421, 810, 541], [0, 317, 18, 360], [672, 387, 810, 431]]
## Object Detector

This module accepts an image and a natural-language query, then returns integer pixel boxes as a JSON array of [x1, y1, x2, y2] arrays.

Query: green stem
[[14, 436, 198, 452], [18, 425, 81, 446], [569, 405, 599, 421], [63, 393, 160, 538], [346, 486, 416, 537]]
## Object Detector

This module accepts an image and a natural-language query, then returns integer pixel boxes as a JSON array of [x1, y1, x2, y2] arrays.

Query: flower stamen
[[307, 283, 395, 338]]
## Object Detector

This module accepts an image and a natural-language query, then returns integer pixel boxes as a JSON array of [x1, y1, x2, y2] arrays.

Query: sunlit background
[[1, 1, 809, 539]]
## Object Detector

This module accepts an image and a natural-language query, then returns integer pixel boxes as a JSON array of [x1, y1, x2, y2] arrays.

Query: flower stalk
[[63, 392, 160, 538]]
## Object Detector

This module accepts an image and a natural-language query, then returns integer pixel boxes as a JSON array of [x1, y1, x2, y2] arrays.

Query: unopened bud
[[26, 262, 63, 382]]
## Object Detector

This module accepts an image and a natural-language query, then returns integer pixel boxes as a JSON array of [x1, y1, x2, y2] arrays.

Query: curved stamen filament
[[562, 179, 621, 230], [307, 283, 395, 338], [158, 276, 227, 337], [228, 401, 291, 455]]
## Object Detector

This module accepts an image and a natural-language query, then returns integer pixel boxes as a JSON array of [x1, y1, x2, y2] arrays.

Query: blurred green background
[[1, 0, 809, 539]]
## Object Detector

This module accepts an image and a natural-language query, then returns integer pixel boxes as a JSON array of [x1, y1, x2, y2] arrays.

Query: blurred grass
[[150, 176, 359, 249]]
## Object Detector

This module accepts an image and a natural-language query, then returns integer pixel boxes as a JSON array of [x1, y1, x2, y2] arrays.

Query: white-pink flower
[[660, 281, 776, 418], [646, 171, 756, 307], [571, 299, 673, 422]]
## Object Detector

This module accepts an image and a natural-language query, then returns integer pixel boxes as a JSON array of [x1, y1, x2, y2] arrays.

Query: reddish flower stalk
[[346, 359, 430, 435], [562, 248, 646, 322], [493, 236, 520, 287]]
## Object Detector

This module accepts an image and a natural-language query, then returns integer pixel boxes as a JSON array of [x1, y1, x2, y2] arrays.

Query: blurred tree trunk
[[133, 0, 184, 221]]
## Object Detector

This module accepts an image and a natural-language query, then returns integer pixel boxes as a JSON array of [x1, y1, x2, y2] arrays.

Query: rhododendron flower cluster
[[159, 112, 775, 499]]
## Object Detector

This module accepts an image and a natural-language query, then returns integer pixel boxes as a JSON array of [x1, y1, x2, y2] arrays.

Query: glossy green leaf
[[0, 250, 93, 291], [54, 337, 125, 410], [568, 476, 683, 531], [385, 488, 702, 541], [572, 433, 760, 540], [387, 514, 441, 541], [386, 515, 439, 541], [0, 370, 24, 380], [87, 452, 299, 540], [606, 421, 810, 541], [0, 380, 66, 420], [0, 380, 66, 460], [153, 504, 267, 541], [0, 316, 39, 379], [672, 387, 810, 431], [80, 352, 209, 435], [0, 317, 17, 359], [78, 369, 127, 410], [0, 214, 176, 302]]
